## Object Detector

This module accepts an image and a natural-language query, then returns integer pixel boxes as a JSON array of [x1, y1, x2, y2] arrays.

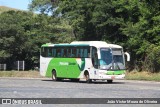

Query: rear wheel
[[85, 73, 92, 83], [52, 70, 61, 81], [70, 79, 79, 82], [107, 80, 113, 83]]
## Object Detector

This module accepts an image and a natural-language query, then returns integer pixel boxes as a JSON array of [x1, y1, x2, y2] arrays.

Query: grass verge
[[125, 71, 160, 82], [0, 71, 160, 82], [0, 71, 43, 78]]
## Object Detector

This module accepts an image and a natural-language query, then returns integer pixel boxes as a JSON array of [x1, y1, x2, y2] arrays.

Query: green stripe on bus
[[45, 58, 85, 78], [106, 70, 125, 75], [54, 44, 89, 47]]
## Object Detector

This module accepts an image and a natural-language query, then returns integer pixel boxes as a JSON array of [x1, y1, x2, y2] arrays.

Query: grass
[[125, 71, 160, 82], [0, 70, 160, 82], [0, 71, 43, 78]]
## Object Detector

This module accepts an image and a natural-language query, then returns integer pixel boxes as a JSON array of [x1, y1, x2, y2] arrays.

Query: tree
[[54, 0, 131, 44], [0, 7, 74, 69], [113, 0, 160, 71], [29, 0, 160, 72]]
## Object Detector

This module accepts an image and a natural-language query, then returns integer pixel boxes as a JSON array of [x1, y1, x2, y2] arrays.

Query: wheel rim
[[86, 74, 89, 81], [52, 71, 56, 80], [86, 73, 92, 83]]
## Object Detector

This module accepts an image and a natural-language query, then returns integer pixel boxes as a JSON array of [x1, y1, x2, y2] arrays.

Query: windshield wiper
[[107, 65, 112, 71], [109, 58, 121, 70], [114, 62, 120, 70]]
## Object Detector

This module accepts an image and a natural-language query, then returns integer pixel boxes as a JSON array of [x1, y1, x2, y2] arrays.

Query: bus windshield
[[99, 48, 125, 70]]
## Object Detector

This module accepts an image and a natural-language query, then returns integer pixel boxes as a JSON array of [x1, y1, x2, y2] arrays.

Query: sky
[[0, 0, 31, 11]]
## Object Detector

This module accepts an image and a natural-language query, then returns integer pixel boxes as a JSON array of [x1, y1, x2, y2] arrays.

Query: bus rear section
[[40, 44, 91, 81]]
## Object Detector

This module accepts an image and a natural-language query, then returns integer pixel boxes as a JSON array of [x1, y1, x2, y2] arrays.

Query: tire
[[85, 73, 92, 83], [70, 79, 79, 82], [52, 70, 61, 81], [107, 80, 113, 83]]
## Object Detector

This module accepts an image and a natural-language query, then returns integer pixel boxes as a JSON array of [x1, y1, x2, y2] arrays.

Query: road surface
[[0, 78, 159, 107]]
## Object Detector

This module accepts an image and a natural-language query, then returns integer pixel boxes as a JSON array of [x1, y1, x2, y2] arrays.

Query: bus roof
[[41, 41, 122, 48], [41, 43, 89, 47], [71, 41, 122, 48]]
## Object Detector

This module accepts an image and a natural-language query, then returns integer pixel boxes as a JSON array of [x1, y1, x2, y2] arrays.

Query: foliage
[[0, 9, 73, 69], [56, 0, 160, 72], [143, 44, 160, 72], [114, 0, 160, 72], [126, 71, 160, 81], [0, 11, 30, 62], [0, 0, 160, 72], [57, 0, 123, 41]]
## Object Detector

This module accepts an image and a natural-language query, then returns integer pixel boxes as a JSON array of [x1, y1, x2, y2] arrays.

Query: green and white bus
[[40, 41, 130, 83]]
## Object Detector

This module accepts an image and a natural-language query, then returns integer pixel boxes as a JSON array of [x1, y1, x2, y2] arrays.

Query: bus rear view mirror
[[124, 52, 130, 61]]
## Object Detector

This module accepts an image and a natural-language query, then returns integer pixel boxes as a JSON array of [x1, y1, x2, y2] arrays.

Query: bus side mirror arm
[[124, 52, 130, 61]]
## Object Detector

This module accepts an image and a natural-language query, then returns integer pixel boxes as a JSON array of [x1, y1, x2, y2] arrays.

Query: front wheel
[[85, 73, 92, 83]]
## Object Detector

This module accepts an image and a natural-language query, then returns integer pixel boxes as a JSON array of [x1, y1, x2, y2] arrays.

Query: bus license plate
[[111, 76, 115, 79]]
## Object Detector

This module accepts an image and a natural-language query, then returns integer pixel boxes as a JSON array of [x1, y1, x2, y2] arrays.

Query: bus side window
[[76, 49, 79, 57], [83, 48, 90, 57], [56, 48, 61, 57], [52, 48, 56, 57], [84, 48, 88, 57], [92, 47, 98, 68], [68, 48, 74, 57], [67, 48, 71, 57], [87, 48, 90, 57], [48, 48, 52, 57], [63, 49, 67, 57], [72, 48, 76, 57], [76, 49, 80, 57], [61, 48, 64, 57], [80, 48, 83, 57]]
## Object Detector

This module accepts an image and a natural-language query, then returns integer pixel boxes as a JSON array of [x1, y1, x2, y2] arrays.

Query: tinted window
[[41, 46, 90, 58]]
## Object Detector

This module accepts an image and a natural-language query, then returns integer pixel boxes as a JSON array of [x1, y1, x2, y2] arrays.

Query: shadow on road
[[41, 79, 125, 84]]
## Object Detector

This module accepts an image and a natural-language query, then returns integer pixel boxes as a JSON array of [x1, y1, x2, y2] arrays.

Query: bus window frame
[[41, 46, 91, 58], [91, 46, 98, 69]]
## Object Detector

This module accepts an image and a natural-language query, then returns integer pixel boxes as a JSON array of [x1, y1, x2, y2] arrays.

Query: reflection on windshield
[[100, 48, 125, 70]]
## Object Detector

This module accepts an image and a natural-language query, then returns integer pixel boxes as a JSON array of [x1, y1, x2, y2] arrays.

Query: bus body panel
[[40, 56, 52, 76], [44, 58, 87, 78], [40, 57, 126, 80]]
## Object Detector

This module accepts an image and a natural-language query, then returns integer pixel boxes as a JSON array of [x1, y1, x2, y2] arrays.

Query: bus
[[40, 41, 130, 83]]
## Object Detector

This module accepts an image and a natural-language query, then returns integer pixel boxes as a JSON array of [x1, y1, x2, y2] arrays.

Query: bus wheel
[[85, 73, 92, 83], [52, 70, 57, 81], [71, 79, 79, 82], [52, 70, 61, 81], [107, 80, 113, 83]]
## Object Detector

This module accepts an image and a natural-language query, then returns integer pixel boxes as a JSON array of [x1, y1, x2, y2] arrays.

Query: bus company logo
[[2, 99, 11, 104], [59, 62, 69, 65]]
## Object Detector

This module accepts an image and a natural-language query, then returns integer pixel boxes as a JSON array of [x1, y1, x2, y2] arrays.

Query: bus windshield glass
[[100, 48, 125, 70]]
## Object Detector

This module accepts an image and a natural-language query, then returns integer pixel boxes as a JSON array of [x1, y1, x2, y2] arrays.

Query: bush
[[143, 44, 160, 72]]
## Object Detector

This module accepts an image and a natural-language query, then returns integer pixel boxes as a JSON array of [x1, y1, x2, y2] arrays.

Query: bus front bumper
[[98, 74, 125, 80]]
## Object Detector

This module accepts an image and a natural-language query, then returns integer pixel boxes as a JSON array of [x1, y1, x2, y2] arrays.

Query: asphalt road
[[0, 78, 160, 107]]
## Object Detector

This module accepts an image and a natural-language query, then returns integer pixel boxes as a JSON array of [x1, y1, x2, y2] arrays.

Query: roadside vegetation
[[0, 1, 160, 75], [126, 71, 160, 82], [0, 71, 43, 78], [0, 71, 160, 82]]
